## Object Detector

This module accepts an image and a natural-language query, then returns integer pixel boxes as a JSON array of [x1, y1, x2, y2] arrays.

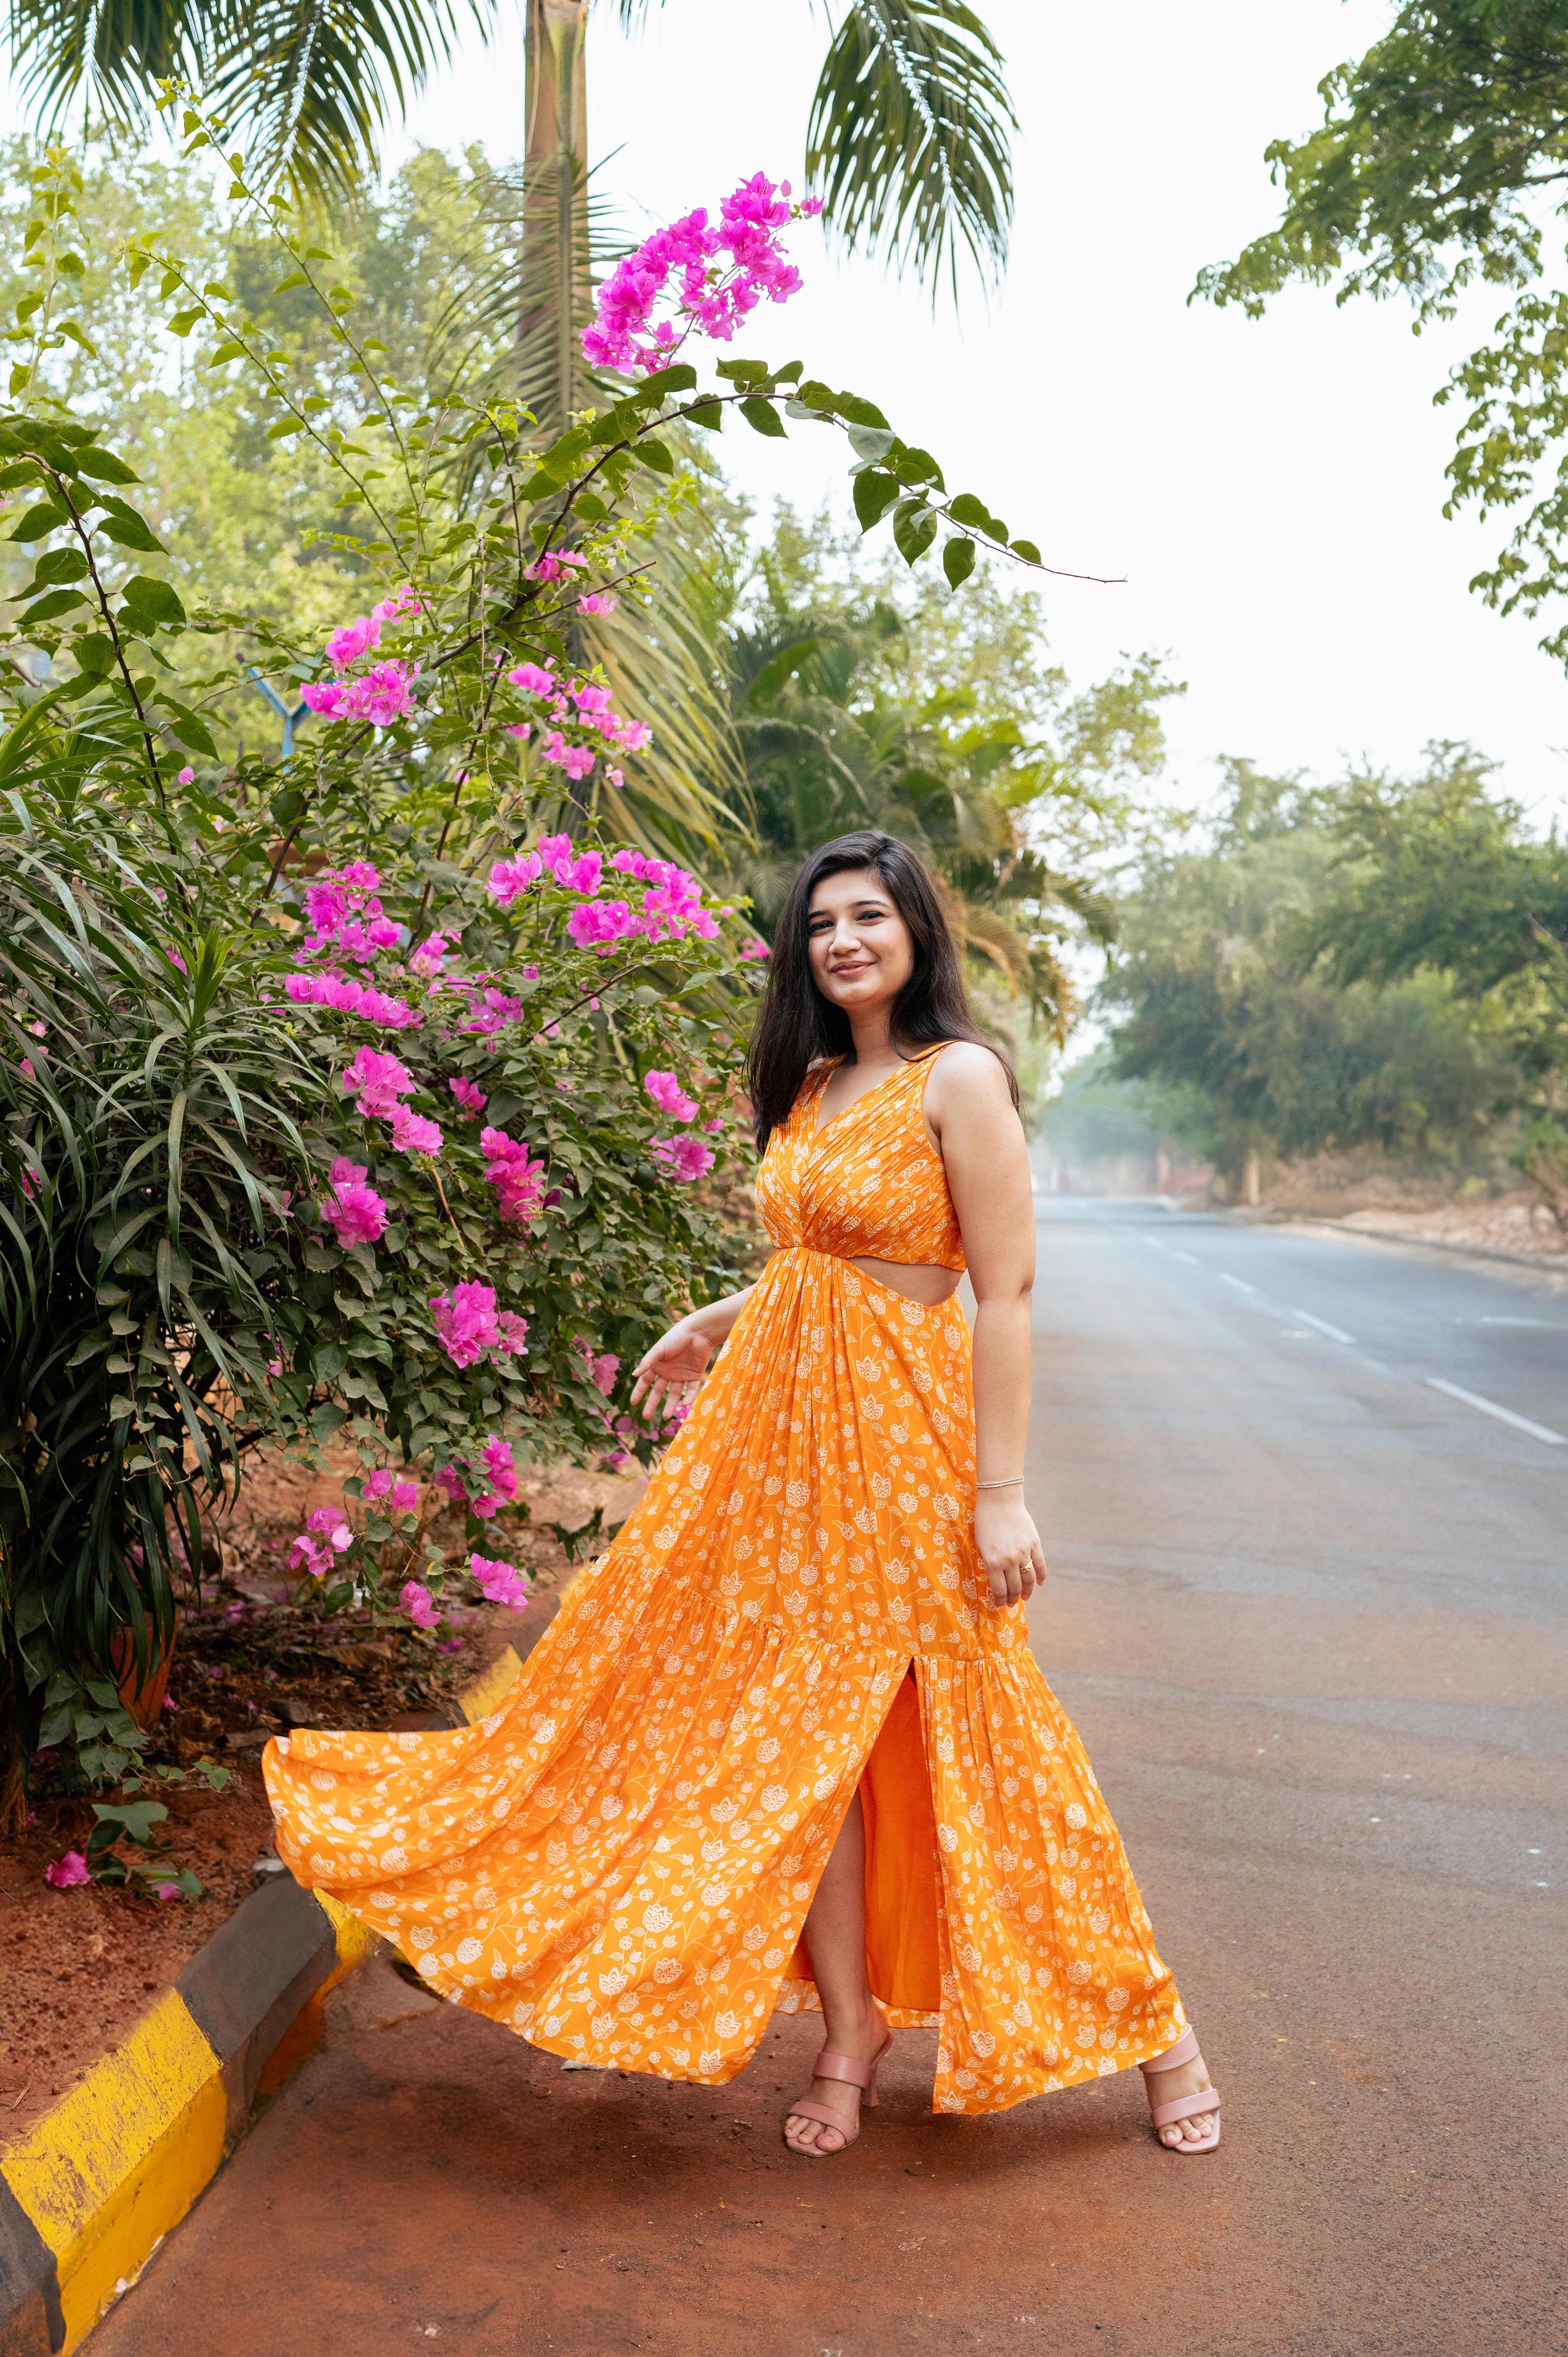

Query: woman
[[265, 831, 1220, 2158]]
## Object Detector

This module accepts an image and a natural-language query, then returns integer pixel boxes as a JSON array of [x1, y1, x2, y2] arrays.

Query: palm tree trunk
[[520, 0, 592, 435]]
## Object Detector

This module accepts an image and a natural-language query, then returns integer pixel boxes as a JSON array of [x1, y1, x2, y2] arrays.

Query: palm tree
[[11, 2, 1016, 326], [722, 586, 1117, 1040]]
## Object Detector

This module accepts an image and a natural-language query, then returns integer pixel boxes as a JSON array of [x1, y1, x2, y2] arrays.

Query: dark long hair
[[746, 831, 1018, 1151]]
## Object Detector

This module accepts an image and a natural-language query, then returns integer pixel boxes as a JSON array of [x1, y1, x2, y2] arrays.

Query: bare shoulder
[[923, 1040, 1018, 1128]]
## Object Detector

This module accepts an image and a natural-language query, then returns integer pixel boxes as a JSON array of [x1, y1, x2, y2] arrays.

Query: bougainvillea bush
[[0, 119, 1043, 1817]]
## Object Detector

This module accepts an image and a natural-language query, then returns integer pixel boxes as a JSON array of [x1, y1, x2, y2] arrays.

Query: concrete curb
[[0, 1880, 369, 2355], [0, 1643, 537, 2355]]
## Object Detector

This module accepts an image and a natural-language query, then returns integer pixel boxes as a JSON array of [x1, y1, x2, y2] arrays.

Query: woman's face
[[806, 866, 915, 1018]]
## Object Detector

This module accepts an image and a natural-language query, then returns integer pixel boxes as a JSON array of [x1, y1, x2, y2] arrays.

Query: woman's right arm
[[629, 1286, 754, 1422]]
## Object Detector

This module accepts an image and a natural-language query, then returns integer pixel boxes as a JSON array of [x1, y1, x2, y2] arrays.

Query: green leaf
[[74, 632, 116, 674], [1009, 538, 1042, 564], [121, 576, 187, 628], [91, 1799, 168, 1843], [716, 358, 771, 384], [154, 695, 215, 754], [18, 588, 87, 623], [73, 448, 139, 484], [7, 501, 69, 540], [686, 401, 724, 433], [739, 396, 787, 439], [794, 380, 837, 412], [266, 419, 306, 441], [632, 363, 698, 400], [946, 493, 991, 533], [638, 437, 675, 476], [853, 470, 901, 531], [942, 535, 977, 590], [893, 497, 939, 567], [97, 510, 163, 553], [165, 308, 204, 337], [272, 272, 310, 295], [23, 546, 87, 589], [836, 394, 890, 430]]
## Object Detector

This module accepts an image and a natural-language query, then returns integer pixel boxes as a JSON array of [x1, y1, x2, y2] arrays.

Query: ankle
[[818, 1997, 882, 2054]]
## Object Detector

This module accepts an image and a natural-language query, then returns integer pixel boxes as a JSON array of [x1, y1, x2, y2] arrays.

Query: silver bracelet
[[974, 1476, 1025, 1491]]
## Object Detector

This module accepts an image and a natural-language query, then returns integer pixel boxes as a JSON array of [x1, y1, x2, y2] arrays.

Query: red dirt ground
[[1, 1450, 645, 2155]]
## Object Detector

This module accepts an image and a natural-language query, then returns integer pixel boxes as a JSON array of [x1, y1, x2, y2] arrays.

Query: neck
[[846, 1000, 899, 1066]]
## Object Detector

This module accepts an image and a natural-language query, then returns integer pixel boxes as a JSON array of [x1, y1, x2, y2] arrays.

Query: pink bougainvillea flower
[[389, 1106, 443, 1156], [480, 1127, 548, 1226], [574, 1336, 621, 1396], [644, 1069, 698, 1123], [342, 1046, 414, 1118], [574, 592, 618, 616], [536, 831, 573, 865], [496, 1311, 529, 1357], [652, 1135, 715, 1183], [448, 1074, 487, 1115], [399, 1581, 440, 1631], [284, 971, 419, 1028], [486, 852, 544, 905], [308, 1508, 354, 1547], [177, 765, 195, 784], [319, 1156, 388, 1247], [567, 899, 634, 952], [615, 718, 652, 753], [507, 661, 556, 695], [469, 1553, 530, 1611], [526, 550, 588, 582], [556, 850, 603, 895], [433, 1463, 469, 1506], [44, 1851, 91, 1889], [738, 938, 770, 961], [151, 1881, 183, 1903], [363, 1472, 421, 1517], [165, 947, 188, 976], [300, 679, 348, 717], [326, 615, 382, 670], [429, 1281, 501, 1368], [409, 932, 453, 978], [342, 660, 417, 728]]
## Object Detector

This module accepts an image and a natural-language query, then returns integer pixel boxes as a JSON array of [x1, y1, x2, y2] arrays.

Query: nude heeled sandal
[[1140, 2027, 1222, 2152], [782, 2026, 893, 2155]]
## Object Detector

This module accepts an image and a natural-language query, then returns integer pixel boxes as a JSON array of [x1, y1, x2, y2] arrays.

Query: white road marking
[[1478, 1316, 1549, 1328], [1426, 1378, 1567, 1447], [1293, 1310, 1354, 1344], [1171, 1250, 1198, 1266], [1142, 1235, 1164, 1251], [1221, 1274, 1256, 1294]]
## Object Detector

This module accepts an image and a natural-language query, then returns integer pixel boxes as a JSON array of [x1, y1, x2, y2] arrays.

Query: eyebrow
[[808, 896, 891, 917]]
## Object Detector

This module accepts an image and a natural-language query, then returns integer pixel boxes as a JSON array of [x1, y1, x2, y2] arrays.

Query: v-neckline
[[809, 1054, 918, 1142]]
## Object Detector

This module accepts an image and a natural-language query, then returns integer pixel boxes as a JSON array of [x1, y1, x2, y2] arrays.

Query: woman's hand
[[630, 1319, 714, 1425], [973, 1492, 1047, 1608]]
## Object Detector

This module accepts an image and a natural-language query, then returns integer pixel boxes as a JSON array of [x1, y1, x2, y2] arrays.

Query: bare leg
[[783, 1790, 888, 2155]]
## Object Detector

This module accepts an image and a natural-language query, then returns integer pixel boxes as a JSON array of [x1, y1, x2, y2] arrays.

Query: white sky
[[373, 0, 1568, 833], [6, 1, 1566, 827]]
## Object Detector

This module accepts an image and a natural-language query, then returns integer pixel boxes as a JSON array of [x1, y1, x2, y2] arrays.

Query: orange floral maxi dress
[[265, 1047, 1188, 2113]]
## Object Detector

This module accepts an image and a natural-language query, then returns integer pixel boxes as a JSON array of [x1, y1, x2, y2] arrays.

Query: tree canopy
[[1196, 3, 1568, 663]]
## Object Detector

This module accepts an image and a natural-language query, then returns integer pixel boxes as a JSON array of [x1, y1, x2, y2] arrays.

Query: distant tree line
[[1091, 747, 1568, 1225]]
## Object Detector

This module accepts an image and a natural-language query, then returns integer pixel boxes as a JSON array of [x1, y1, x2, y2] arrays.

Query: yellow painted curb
[[1, 1992, 225, 2352], [455, 1642, 523, 1723], [0, 1888, 365, 2354]]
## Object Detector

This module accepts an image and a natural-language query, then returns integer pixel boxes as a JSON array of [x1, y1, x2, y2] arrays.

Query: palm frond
[[8, 0, 484, 205], [806, 0, 1015, 297]]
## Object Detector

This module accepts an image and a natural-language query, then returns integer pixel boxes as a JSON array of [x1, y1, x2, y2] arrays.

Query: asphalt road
[[93, 1207, 1567, 2357]]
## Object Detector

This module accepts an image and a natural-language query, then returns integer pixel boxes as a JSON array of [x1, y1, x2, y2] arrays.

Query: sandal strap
[[1150, 2087, 1222, 2130], [813, 2047, 875, 2088], [1140, 2026, 1200, 2075], [785, 2098, 859, 2143]]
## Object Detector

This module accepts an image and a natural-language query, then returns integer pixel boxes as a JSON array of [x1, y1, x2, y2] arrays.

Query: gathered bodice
[[754, 1045, 965, 1270]]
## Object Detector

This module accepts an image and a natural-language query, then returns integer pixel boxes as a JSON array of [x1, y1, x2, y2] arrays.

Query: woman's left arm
[[926, 1045, 1046, 1610]]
